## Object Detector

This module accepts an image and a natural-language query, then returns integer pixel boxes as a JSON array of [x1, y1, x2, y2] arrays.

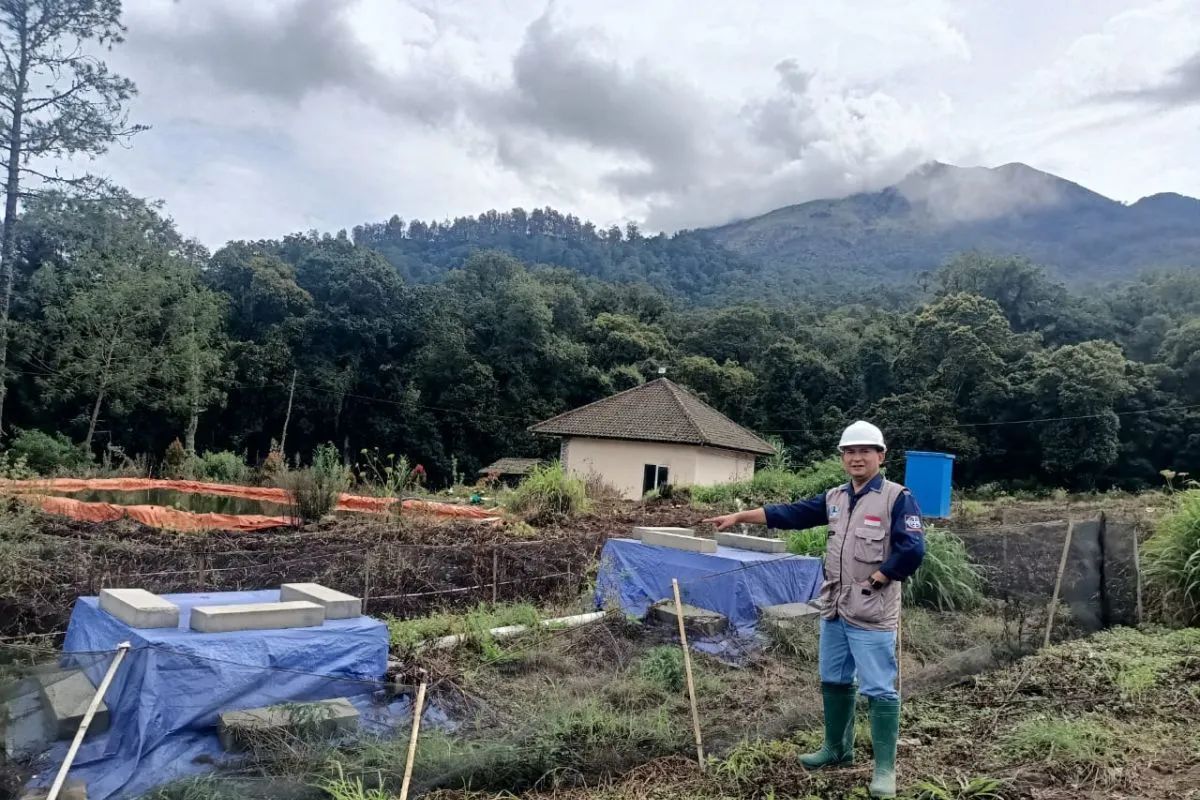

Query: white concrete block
[[99, 588, 180, 629], [760, 602, 822, 621], [716, 532, 787, 553], [631, 526, 695, 540], [640, 530, 716, 553], [190, 601, 325, 633], [279, 583, 361, 620]]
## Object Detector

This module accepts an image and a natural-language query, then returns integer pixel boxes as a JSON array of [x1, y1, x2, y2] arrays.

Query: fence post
[[1044, 520, 1074, 648]]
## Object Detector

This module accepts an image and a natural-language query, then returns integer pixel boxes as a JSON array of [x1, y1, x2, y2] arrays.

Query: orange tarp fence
[[2, 478, 502, 531]]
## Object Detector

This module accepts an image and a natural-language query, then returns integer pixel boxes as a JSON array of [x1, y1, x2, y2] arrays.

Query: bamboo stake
[[1044, 520, 1075, 649], [671, 578, 705, 770], [1132, 526, 1143, 624], [492, 547, 499, 604], [398, 676, 428, 800], [48, 642, 132, 800]]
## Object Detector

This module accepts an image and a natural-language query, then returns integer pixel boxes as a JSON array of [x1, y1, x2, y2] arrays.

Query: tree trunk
[[84, 387, 105, 452], [184, 405, 199, 454], [0, 58, 26, 435]]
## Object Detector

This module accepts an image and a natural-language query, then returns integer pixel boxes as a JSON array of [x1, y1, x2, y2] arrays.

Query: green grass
[[505, 461, 589, 520], [691, 457, 845, 508], [383, 602, 541, 657], [785, 526, 827, 556], [1142, 489, 1200, 624], [635, 645, 686, 693], [1000, 716, 1121, 768], [909, 775, 1009, 800], [903, 527, 984, 612]]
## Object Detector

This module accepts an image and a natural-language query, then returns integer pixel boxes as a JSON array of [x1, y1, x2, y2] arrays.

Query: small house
[[529, 378, 774, 500], [478, 457, 542, 487]]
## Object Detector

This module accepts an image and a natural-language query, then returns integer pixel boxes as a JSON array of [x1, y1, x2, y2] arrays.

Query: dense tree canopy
[[2, 195, 1197, 491]]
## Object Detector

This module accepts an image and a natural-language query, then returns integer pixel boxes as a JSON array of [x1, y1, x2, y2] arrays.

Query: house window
[[642, 464, 669, 495]]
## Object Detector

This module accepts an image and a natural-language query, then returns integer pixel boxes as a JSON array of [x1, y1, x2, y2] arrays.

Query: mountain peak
[[895, 161, 1110, 224]]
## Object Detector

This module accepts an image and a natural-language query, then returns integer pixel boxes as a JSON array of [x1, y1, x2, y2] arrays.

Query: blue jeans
[[818, 617, 898, 701]]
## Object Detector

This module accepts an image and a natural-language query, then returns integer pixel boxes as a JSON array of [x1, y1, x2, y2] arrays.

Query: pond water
[[48, 488, 293, 516]]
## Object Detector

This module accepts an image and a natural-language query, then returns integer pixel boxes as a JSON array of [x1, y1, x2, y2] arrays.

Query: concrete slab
[[717, 532, 787, 553], [218, 697, 359, 752], [631, 526, 695, 540], [19, 779, 87, 800], [2, 677, 54, 758], [39, 669, 108, 740], [647, 599, 728, 637], [279, 583, 362, 620], [190, 601, 325, 633], [640, 529, 716, 553], [760, 602, 821, 621], [99, 588, 180, 629]]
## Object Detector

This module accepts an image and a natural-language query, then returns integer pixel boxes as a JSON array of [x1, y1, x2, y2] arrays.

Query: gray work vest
[[820, 479, 905, 631]]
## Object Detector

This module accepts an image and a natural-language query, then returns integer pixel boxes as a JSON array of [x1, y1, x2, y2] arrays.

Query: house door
[[642, 464, 669, 496]]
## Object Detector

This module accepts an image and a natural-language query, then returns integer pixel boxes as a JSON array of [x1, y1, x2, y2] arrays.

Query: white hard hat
[[839, 420, 886, 451]]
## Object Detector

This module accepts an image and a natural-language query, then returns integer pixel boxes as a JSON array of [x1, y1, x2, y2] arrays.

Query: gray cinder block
[[218, 697, 359, 752], [716, 532, 787, 553], [760, 602, 821, 621], [190, 601, 325, 633], [99, 588, 180, 629], [38, 669, 108, 740], [640, 529, 716, 553], [647, 599, 728, 637], [19, 778, 87, 800], [279, 583, 362, 620]]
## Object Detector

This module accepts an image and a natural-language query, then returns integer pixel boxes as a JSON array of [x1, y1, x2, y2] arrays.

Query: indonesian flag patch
[[905, 515, 923, 531], [863, 515, 882, 527]]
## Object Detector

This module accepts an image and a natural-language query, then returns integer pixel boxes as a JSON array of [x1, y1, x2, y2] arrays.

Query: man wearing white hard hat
[[704, 421, 924, 799]]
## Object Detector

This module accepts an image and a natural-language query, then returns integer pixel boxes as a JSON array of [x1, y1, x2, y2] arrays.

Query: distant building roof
[[479, 457, 542, 476], [529, 378, 775, 456]]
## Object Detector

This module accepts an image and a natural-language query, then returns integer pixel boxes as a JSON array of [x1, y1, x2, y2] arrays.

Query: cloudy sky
[[83, 0, 1200, 247]]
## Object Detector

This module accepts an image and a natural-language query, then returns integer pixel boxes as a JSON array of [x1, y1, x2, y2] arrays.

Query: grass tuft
[[904, 527, 984, 612], [635, 645, 686, 693], [1142, 489, 1200, 624], [505, 461, 590, 521], [691, 457, 845, 509], [1000, 716, 1121, 769]]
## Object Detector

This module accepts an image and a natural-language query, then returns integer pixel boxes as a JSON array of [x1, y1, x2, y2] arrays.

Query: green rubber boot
[[799, 683, 856, 769], [868, 697, 901, 798]]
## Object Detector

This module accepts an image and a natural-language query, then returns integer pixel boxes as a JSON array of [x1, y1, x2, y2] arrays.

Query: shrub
[[3, 429, 90, 475], [192, 450, 248, 484], [691, 456, 845, 508], [903, 527, 984, 612], [281, 443, 351, 523], [162, 439, 188, 479], [506, 461, 589, 521], [1142, 490, 1200, 624]]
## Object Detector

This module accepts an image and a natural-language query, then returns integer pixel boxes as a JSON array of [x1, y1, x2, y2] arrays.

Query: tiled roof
[[529, 378, 775, 455], [479, 457, 542, 475]]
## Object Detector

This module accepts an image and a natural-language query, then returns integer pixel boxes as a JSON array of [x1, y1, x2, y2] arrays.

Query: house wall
[[562, 437, 757, 500]]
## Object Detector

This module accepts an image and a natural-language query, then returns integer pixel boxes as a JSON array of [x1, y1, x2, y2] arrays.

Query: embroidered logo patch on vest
[[863, 515, 882, 527], [828, 504, 839, 519], [905, 515, 923, 531]]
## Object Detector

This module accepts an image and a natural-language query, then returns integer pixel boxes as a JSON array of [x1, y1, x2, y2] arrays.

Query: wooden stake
[[48, 642, 131, 800], [1044, 520, 1075, 649], [671, 578, 705, 770], [492, 547, 499, 604], [362, 553, 371, 615], [398, 677, 428, 800], [279, 369, 298, 454]]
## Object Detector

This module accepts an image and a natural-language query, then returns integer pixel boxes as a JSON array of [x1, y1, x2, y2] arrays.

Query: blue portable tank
[[903, 451, 955, 518]]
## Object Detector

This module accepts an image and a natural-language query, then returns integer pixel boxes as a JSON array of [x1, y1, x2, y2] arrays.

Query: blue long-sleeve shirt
[[763, 473, 926, 581]]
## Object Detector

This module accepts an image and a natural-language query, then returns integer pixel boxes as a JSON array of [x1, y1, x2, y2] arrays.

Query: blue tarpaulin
[[594, 538, 824, 632], [33, 590, 389, 800]]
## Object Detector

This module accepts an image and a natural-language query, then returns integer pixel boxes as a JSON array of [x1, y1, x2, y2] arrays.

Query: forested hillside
[[5, 191, 1197, 491]]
